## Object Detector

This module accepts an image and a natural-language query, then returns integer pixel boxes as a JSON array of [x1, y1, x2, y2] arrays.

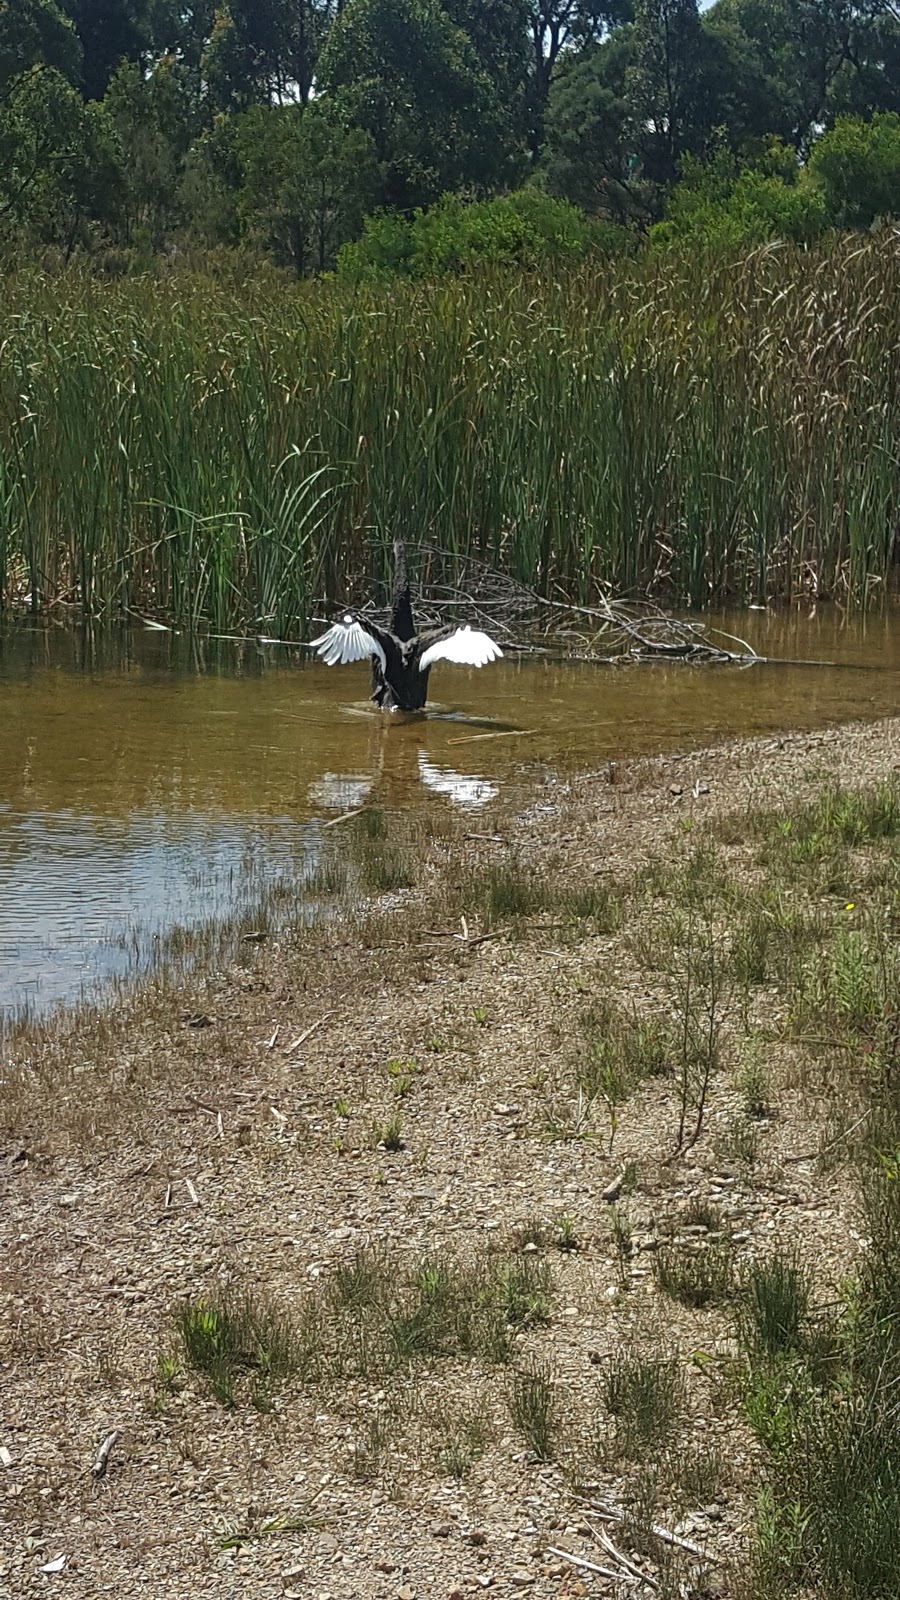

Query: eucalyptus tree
[[102, 56, 195, 244], [445, 0, 532, 145], [541, 33, 640, 215], [624, 0, 711, 185], [63, 0, 159, 98], [0, 0, 87, 234], [202, 0, 339, 109], [236, 99, 380, 273], [317, 0, 526, 208], [703, 0, 900, 146]]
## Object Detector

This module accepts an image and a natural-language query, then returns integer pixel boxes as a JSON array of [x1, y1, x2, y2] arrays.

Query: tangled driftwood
[[344, 546, 759, 667]]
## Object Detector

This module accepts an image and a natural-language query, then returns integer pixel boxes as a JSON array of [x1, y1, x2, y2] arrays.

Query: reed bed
[[1, 233, 898, 629]]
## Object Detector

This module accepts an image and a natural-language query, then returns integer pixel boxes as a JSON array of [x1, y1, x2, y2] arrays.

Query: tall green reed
[[0, 233, 898, 629]]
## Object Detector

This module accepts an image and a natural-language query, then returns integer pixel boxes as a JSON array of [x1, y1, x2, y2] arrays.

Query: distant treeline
[[3, 0, 900, 273], [2, 236, 898, 626]]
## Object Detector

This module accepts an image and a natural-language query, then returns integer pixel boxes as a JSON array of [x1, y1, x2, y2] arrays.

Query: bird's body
[[311, 539, 503, 711]]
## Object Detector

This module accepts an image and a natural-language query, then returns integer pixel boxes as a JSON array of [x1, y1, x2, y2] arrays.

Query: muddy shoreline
[[2, 715, 899, 1599]]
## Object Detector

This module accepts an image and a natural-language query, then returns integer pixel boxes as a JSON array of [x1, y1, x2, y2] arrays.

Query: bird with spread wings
[[310, 539, 503, 711]]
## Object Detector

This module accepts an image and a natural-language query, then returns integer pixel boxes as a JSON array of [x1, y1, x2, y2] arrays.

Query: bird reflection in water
[[308, 714, 499, 814]]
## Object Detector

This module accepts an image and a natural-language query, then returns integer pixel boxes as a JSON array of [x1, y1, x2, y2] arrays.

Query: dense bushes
[[807, 112, 900, 229], [340, 117, 900, 282], [337, 189, 632, 280], [651, 118, 900, 254], [649, 145, 829, 252]]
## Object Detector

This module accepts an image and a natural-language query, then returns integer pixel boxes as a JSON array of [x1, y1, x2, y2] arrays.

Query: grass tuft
[[178, 1291, 305, 1406], [509, 1362, 557, 1460], [739, 1252, 810, 1358], [428, 1399, 490, 1480], [496, 1253, 553, 1328], [472, 863, 549, 926], [603, 1351, 685, 1457], [654, 1240, 734, 1308]]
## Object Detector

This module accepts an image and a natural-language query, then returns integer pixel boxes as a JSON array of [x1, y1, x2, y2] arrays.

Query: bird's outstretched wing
[[310, 615, 387, 673], [419, 626, 503, 672]]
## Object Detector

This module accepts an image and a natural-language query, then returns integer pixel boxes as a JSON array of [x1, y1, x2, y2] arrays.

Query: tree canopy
[[0, 0, 899, 269]]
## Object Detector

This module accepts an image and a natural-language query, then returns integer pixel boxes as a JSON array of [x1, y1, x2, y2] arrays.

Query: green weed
[[603, 1351, 685, 1456], [374, 1114, 404, 1152], [554, 1214, 580, 1252], [739, 1252, 810, 1359], [387, 1057, 418, 1097], [738, 1034, 772, 1118], [509, 1362, 558, 1460], [654, 1240, 734, 1308]]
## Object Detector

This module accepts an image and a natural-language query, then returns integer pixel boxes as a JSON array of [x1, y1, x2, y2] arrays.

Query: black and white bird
[[310, 539, 503, 711]]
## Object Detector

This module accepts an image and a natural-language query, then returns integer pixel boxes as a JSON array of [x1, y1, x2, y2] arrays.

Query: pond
[[1, 607, 898, 1021]]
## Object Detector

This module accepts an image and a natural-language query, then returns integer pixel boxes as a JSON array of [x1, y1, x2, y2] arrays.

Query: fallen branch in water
[[319, 546, 764, 668], [321, 807, 365, 828], [446, 728, 539, 746]]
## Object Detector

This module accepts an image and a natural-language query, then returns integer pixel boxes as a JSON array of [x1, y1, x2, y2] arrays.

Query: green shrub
[[808, 113, 900, 229], [651, 145, 828, 253], [337, 189, 628, 282]]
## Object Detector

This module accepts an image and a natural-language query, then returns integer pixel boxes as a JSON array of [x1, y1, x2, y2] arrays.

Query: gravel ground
[[2, 714, 899, 1600]]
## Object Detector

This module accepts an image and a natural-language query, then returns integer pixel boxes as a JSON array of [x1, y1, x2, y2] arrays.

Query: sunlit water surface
[[1, 608, 897, 1019]]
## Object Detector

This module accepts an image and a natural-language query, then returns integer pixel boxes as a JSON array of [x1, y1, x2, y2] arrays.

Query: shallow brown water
[[1, 608, 897, 1018]]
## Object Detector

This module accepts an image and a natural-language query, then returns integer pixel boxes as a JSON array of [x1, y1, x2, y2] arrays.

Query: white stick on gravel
[[92, 1429, 120, 1479], [590, 1521, 658, 1588], [284, 1012, 334, 1054], [546, 1547, 625, 1581]]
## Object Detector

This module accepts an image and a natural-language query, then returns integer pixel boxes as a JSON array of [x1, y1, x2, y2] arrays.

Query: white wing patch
[[310, 615, 387, 674], [419, 626, 503, 672]]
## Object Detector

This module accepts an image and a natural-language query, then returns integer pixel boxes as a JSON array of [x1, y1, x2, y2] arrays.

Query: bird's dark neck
[[390, 537, 415, 641]]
